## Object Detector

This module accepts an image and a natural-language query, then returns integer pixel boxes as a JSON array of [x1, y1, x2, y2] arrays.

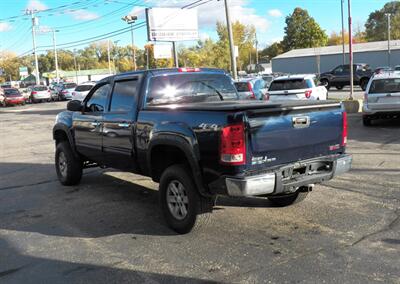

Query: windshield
[[235, 82, 251, 92], [369, 78, 400, 94], [4, 89, 20, 96], [33, 86, 48, 91], [147, 73, 238, 105], [75, 85, 93, 92], [64, 83, 77, 89], [269, 79, 308, 91]]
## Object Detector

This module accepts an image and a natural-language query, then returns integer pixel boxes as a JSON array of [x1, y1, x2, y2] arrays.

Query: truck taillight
[[31, 91, 37, 95], [342, 112, 347, 146], [305, 90, 312, 99], [247, 82, 256, 99], [364, 92, 368, 102], [61, 90, 68, 94], [220, 123, 246, 165]]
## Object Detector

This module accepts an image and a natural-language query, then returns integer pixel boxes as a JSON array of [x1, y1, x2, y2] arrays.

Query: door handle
[[118, 123, 130, 128]]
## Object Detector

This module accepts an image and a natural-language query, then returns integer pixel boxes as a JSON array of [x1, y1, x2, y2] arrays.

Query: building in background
[[272, 40, 400, 74]]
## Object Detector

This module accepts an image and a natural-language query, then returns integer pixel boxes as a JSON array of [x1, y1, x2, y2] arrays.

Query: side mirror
[[67, 100, 82, 112]]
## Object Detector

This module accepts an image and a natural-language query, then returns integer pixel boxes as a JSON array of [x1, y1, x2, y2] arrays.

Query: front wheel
[[55, 141, 83, 185], [360, 79, 369, 91], [159, 164, 213, 234], [268, 190, 308, 207]]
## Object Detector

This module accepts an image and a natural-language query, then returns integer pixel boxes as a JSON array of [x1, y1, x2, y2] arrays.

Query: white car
[[28, 85, 51, 103], [267, 74, 328, 101], [363, 72, 400, 126], [71, 82, 96, 101]]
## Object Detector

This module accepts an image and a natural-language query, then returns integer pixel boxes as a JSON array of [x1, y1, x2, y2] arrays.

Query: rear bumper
[[212, 154, 352, 197], [363, 104, 400, 116]]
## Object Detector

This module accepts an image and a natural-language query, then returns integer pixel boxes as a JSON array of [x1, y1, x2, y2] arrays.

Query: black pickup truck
[[319, 63, 373, 91], [53, 68, 352, 233]]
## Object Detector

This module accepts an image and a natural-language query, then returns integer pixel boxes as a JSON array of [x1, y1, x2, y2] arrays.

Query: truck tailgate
[[247, 106, 344, 167]]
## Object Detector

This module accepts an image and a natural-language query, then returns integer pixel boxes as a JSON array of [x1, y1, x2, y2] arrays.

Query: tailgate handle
[[292, 116, 310, 128]]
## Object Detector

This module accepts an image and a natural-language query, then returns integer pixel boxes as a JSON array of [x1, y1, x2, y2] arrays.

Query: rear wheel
[[335, 85, 344, 90], [268, 190, 308, 207], [55, 141, 83, 185], [362, 115, 372, 126], [159, 164, 213, 234], [320, 79, 330, 90]]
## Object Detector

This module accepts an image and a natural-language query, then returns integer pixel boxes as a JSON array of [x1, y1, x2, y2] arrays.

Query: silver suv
[[363, 72, 400, 126]]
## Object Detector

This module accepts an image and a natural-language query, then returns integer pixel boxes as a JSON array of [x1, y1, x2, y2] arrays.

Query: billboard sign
[[19, 67, 28, 77], [146, 8, 198, 41], [154, 44, 172, 59]]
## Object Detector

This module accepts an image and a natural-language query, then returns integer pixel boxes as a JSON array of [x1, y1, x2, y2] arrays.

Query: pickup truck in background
[[53, 68, 352, 234], [319, 63, 372, 91]]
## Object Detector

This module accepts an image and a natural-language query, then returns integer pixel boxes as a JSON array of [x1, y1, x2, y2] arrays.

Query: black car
[[319, 63, 373, 91]]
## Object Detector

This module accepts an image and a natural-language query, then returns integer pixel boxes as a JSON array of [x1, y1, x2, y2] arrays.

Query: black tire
[[362, 115, 372, 126], [320, 79, 330, 90], [159, 164, 213, 234], [335, 85, 344, 90], [55, 141, 83, 186], [360, 79, 369, 91], [268, 190, 308, 207]]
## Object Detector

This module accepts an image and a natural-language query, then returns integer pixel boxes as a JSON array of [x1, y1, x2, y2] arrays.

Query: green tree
[[365, 1, 400, 41], [259, 42, 284, 60], [281, 7, 328, 51]]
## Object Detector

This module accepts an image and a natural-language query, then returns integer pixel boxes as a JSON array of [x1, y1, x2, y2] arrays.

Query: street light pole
[[348, 0, 354, 100], [385, 13, 391, 67], [122, 15, 138, 71], [52, 29, 60, 83], [341, 0, 345, 65], [223, 0, 237, 80]]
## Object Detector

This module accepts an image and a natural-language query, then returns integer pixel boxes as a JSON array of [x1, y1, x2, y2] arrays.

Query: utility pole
[[146, 45, 149, 70], [223, 0, 237, 80], [107, 39, 112, 74], [27, 10, 40, 85], [172, 42, 179, 68], [255, 32, 259, 65], [73, 50, 78, 84], [341, 0, 345, 65], [52, 29, 59, 83], [122, 15, 137, 71], [348, 0, 354, 100], [385, 13, 391, 67]]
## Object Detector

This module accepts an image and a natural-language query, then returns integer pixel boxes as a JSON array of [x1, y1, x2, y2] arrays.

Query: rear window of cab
[[269, 79, 308, 91], [369, 78, 400, 94]]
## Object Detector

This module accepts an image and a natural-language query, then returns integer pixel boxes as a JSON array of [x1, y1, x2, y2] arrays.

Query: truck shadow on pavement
[[0, 162, 274, 238], [0, 238, 215, 283]]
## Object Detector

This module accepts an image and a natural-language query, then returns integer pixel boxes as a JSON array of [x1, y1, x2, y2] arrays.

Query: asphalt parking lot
[[0, 101, 399, 283]]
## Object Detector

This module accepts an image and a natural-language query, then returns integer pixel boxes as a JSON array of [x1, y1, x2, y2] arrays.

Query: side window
[[109, 79, 138, 112], [334, 66, 343, 74], [343, 65, 350, 72], [86, 84, 110, 112]]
